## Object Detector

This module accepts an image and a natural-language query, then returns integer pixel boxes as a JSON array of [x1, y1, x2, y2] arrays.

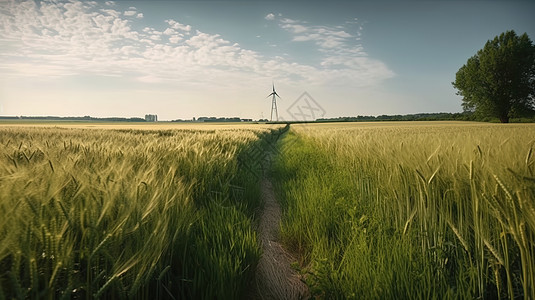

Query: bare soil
[[248, 175, 310, 299]]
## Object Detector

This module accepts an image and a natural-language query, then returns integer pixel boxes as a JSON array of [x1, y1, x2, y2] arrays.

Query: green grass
[[273, 122, 535, 299], [0, 126, 283, 298]]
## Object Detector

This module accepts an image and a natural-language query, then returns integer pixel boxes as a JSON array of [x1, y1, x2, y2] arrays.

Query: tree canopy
[[453, 30, 535, 123]]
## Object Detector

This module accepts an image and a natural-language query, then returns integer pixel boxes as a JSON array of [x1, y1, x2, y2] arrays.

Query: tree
[[453, 30, 535, 123]]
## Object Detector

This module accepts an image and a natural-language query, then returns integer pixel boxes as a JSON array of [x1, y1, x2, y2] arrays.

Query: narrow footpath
[[249, 139, 309, 299]]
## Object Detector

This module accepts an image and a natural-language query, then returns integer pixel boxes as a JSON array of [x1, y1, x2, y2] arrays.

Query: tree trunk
[[499, 116, 510, 123]]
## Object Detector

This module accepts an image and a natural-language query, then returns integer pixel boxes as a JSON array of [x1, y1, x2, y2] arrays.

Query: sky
[[0, 0, 534, 121]]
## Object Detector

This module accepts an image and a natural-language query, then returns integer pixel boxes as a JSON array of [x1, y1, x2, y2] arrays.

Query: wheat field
[[274, 121, 535, 299], [1, 121, 534, 299], [0, 123, 282, 298]]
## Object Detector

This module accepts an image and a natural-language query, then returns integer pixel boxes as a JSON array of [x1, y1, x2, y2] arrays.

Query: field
[[274, 121, 535, 299], [0, 123, 284, 298], [1, 121, 534, 299]]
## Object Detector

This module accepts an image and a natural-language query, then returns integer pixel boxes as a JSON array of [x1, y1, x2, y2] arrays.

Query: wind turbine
[[267, 82, 281, 121]]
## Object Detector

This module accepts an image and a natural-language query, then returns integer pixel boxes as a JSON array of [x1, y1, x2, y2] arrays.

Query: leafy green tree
[[453, 30, 535, 123]]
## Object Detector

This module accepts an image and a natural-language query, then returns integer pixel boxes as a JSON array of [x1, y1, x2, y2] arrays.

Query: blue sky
[[0, 0, 534, 121]]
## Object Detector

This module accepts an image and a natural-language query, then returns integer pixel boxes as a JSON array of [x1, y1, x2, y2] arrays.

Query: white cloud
[[136, 13, 143, 19], [0, 1, 392, 90], [274, 16, 393, 85], [165, 19, 191, 32], [100, 8, 120, 17], [293, 35, 315, 42], [163, 28, 176, 35], [169, 35, 182, 44], [278, 18, 353, 49], [281, 23, 307, 34], [280, 18, 297, 24], [265, 13, 275, 21]]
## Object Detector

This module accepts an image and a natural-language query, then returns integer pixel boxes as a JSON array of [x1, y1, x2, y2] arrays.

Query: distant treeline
[[198, 117, 241, 122], [0, 116, 146, 122], [316, 112, 535, 123], [174, 117, 249, 122], [2, 112, 534, 123]]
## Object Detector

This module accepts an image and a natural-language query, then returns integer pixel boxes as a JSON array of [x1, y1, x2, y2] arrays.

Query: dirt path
[[249, 150, 309, 299]]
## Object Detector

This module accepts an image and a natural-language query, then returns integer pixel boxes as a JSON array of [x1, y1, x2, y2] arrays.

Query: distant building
[[145, 114, 158, 122], [241, 119, 253, 122]]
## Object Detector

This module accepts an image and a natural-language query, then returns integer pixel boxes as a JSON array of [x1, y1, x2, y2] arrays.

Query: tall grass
[[274, 122, 535, 299], [0, 125, 281, 298]]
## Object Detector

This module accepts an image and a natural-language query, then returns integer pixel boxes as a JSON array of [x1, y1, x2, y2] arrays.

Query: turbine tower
[[267, 82, 281, 121]]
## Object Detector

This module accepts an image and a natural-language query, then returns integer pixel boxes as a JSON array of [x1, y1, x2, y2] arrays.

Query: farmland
[[1, 121, 534, 299], [274, 121, 535, 299], [0, 123, 283, 298]]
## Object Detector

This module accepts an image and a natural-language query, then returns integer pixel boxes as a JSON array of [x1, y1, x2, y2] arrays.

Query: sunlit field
[[2, 121, 534, 299], [274, 121, 535, 299], [0, 120, 277, 131], [0, 123, 284, 298]]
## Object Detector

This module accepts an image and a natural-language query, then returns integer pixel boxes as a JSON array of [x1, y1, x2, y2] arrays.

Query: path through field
[[249, 143, 309, 299]]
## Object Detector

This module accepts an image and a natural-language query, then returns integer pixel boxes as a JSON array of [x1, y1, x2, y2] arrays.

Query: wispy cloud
[[0, 1, 259, 83], [0, 1, 393, 89], [165, 19, 191, 33], [266, 14, 394, 85], [276, 16, 356, 50]]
